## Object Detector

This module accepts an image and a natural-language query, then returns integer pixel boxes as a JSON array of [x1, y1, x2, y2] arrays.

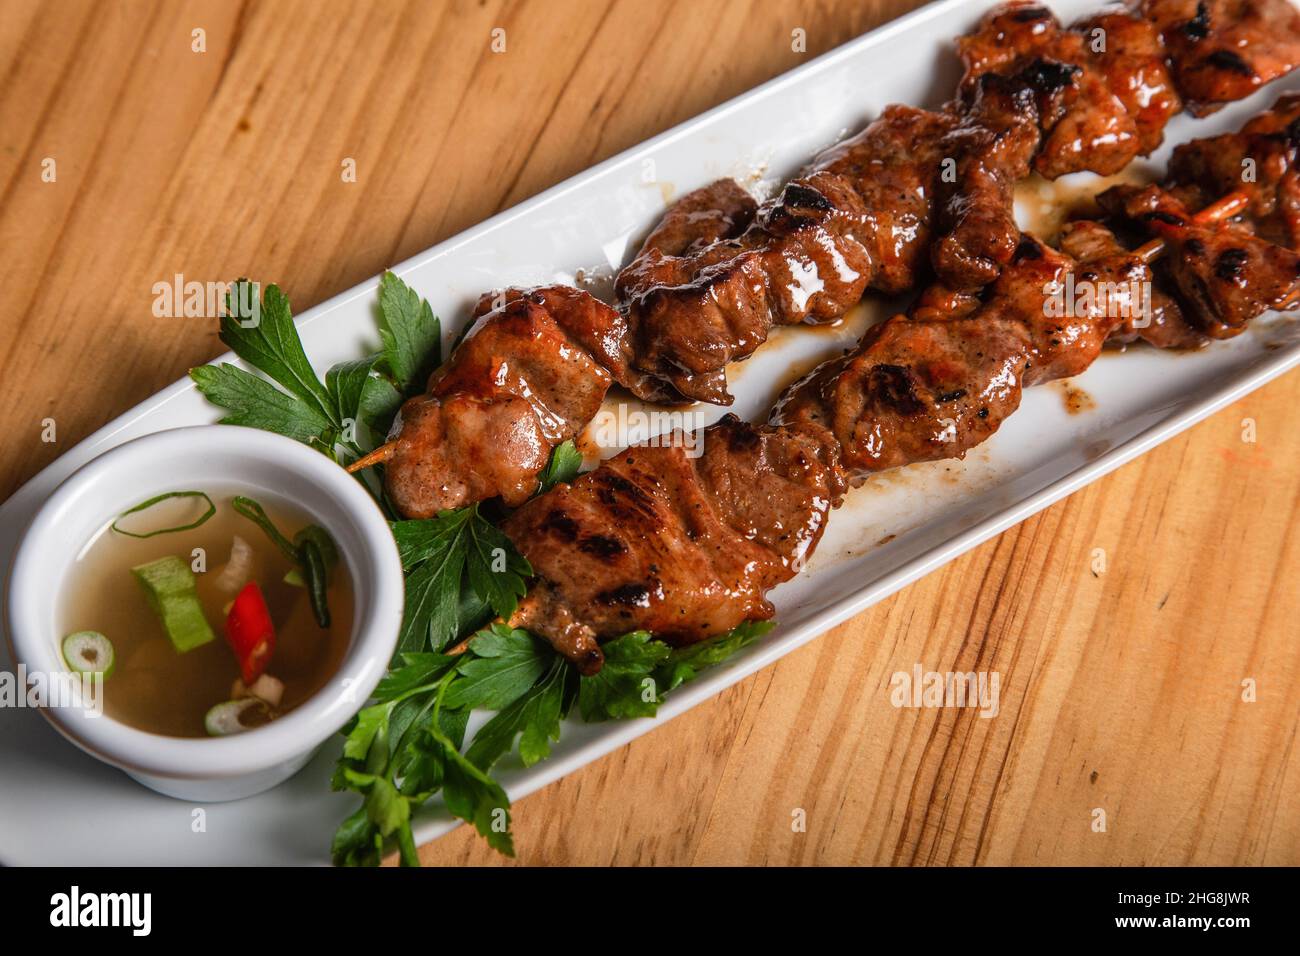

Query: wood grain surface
[[2, 0, 1296, 866]]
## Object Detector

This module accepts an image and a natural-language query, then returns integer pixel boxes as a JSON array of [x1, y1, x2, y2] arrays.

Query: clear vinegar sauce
[[60, 492, 353, 738]]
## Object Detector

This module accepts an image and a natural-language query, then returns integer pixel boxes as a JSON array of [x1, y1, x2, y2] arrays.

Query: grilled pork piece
[[1166, 92, 1300, 247], [1098, 183, 1300, 336], [615, 65, 1071, 405], [614, 106, 952, 405], [502, 416, 842, 672], [1059, 219, 1210, 349], [509, 233, 1151, 666], [1143, 0, 1300, 115], [930, 67, 1071, 289], [385, 286, 622, 518], [958, 1, 1182, 176], [771, 234, 1151, 477]]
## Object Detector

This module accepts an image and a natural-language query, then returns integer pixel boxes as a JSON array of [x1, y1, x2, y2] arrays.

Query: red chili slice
[[224, 581, 276, 685]]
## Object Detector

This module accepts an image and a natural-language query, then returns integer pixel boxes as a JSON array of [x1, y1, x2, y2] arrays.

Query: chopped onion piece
[[247, 674, 284, 707], [230, 674, 284, 707], [212, 535, 254, 595]]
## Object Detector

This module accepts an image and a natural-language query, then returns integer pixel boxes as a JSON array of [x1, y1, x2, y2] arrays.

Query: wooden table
[[3, 0, 1297, 866]]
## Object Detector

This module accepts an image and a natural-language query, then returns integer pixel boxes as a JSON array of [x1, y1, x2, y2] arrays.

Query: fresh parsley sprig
[[190, 273, 440, 463]]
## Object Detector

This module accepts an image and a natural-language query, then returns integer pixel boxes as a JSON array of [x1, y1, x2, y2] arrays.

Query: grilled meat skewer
[[507, 192, 1300, 671], [359, 0, 1300, 521], [1164, 91, 1300, 246], [1097, 183, 1300, 335], [502, 417, 842, 672], [367, 286, 627, 518], [1065, 91, 1300, 349], [616, 69, 1061, 408], [1143, 0, 1300, 115], [957, 2, 1183, 176], [613, 1, 1300, 403]]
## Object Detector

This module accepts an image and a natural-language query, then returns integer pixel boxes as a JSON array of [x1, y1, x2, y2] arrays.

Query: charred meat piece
[[384, 287, 619, 517], [1167, 92, 1300, 247], [1098, 182, 1300, 336], [930, 66, 1067, 289], [1144, 0, 1300, 115], [773, 234, 1150, 478], [1077, 7, 1185, 155], [1059, 219, 1210, 349], [514, 230, 1165, 668], [619, 178, 757, 263], [616, 68, 1071, 405], [957, 2, 1182, 177], [502, 416, 840, 670], [614, 105, 955, 405]]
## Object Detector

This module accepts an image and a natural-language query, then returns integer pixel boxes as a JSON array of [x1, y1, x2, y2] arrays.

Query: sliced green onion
[[132, 556, 215, 652], [61, 631, 115, 678], [111, 491, 215, 539], [204, 698, 273, 736], [231, 496, 298, 563]]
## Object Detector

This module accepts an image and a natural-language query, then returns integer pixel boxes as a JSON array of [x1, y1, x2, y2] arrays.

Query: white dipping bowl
[[6, 425, 403, 802]]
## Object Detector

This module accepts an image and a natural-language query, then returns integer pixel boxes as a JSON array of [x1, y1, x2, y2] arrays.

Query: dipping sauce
[[60, 492, 352, 738]]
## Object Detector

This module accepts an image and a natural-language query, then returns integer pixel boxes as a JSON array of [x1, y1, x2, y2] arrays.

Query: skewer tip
[[345, 441, 397, 474]]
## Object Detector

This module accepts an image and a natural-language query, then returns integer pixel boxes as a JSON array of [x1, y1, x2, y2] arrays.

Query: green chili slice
[[299, 537, 332, 628], [233, 495, 338, 629], [110, 491, 215, 539]]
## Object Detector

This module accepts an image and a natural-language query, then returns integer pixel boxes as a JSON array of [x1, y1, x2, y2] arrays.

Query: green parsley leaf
[[538, 440, 584, 492], [577, 631, 671, 721], [326, 354, 381, 432], [190, 363, 336, 444], [330, 807, 378, 867], [364, 777, 410, 837], [217, 281, 338, 428], [342, 701, 393, 762], [391, 507, 531, 649], [653, 620, 774, 693], [398, 545, 466, 653], [373, 653, 456, 702], [465, 511, 532, 620], [378, 271, 441, 394], [465, 655, 570, 771], [359, 373, 404, 434], [391, 510, 472, 570], [438, 705, 470, 751], [395, 728, 446, 797], [438, 741, 514, 856], [442, 625, 550, 711]]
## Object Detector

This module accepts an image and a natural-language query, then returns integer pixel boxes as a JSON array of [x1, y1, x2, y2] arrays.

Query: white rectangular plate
[[3, 0, 1299, 864]]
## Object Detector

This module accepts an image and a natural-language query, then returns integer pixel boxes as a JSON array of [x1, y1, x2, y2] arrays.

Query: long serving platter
[[3, 0, 1299, 864]]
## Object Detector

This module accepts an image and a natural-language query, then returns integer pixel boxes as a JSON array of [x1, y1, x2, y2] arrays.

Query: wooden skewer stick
[[345, 441, 397, 474], [1132, 191, 1252, 264]]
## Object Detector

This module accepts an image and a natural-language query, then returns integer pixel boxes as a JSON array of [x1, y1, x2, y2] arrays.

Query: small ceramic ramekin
[[6, 425, 403, 801]]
